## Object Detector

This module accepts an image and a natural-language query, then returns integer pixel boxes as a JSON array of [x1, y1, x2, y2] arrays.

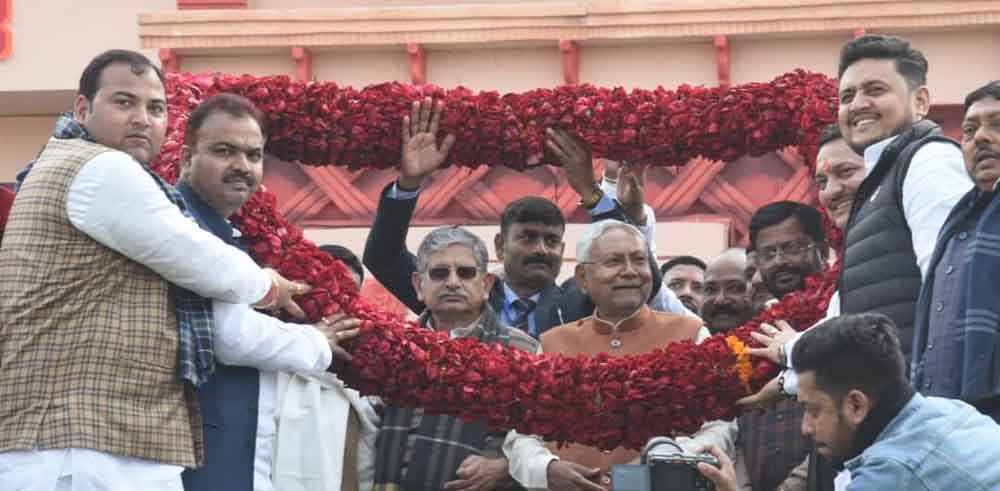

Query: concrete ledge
[[139, 0, 1000, 50]]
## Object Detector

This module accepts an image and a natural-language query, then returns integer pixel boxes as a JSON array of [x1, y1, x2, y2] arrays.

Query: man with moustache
[[834, 35, 972, 365], [0, 50, 305, 490], [910, 81, 1000, 422], [373, 226, 539, 491], [731, 201, 829, 491], [701, 249, 754, 334], [698, 314, 1000, 491], [660, 255, 707, 315], [504, 220, 731, 491], [174, 94, 362, 491], [365, 100, 683, 341]]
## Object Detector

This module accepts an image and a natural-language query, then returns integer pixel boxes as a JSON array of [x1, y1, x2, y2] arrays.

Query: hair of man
[[660, 255, 707, 276], [964, 80, 1000, 112], [319, 244, 364, 284], [416, 226, 490, 273], [499, 196, 566, 238], [576, 219, 647, 263], [818, 123, 844, 148], [838, 35, 928, 91], [78, 49, 165, 102], [748, 201, 826, 252], [793, 313, 909, 405], [184, 93, 268, 147]]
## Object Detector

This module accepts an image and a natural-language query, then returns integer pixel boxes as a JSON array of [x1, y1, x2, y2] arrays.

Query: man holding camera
[[699, 313, 1000, 491], [504, 220, 733, 490]]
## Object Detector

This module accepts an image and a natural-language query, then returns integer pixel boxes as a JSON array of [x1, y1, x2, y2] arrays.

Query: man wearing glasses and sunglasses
[[372, 226, 538, 491]]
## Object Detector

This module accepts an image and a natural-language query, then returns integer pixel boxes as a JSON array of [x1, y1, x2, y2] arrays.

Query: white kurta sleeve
[[213, 301, 332, 373], [66, 150, 271, 304]]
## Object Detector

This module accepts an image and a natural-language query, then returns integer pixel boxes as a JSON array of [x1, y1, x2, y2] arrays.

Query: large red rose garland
[[151, 72, 839, 450]]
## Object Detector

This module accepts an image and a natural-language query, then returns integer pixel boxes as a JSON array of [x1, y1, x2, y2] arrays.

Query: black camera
[[610, 437, 720, 491]]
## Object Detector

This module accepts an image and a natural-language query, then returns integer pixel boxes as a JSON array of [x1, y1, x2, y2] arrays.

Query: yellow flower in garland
[[725, 335, 753, 392]]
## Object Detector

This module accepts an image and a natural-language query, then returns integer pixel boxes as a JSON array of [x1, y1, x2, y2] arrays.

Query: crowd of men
[[0, 32, 998, 491]]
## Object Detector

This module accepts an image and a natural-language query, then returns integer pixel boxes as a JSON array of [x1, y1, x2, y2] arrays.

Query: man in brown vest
[[504, 220, 736, 491], [0, 50, 305, 491]]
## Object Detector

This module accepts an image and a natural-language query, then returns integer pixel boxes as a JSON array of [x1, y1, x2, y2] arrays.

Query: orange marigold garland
[[152, 72, 840, 450]]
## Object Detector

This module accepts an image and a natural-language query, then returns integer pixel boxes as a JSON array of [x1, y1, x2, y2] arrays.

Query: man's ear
[[411, 271, 425, 303], [574, 263, 588, 295], [912, 85, 931, 120], [181, 145, 194, 174], [843, 389, 872, 426], [72, 95, 90, 125], [483, 271, 497, 293], [494, 232, 506, 262]]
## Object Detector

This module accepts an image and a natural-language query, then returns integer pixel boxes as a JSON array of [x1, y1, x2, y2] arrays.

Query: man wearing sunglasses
[[372, 226, 538, 490]]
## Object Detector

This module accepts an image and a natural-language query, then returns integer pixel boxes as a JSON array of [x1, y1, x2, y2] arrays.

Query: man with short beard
[[701, 248, 754, 334], [698, 313, 1000, 491], [733, 201, 828, 491]]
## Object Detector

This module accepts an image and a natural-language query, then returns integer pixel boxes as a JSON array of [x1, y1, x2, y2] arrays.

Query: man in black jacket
[[363, 98, 680, 338]]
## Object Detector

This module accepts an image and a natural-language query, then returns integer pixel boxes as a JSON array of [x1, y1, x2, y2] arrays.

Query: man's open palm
[[400, 98, 456, 188]]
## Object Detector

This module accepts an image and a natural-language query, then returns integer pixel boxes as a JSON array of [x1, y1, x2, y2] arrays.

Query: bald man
[[701, 249, 755, 334]]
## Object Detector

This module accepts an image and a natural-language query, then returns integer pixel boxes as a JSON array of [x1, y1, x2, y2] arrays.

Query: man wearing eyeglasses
[[372, 226, 539, 491], [504, 220, 730, 491], [733, 201, 828, 491]]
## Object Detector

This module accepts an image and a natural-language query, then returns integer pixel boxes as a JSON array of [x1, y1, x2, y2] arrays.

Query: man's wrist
[[579, 186, 604, 210], [397, 176, 423, 191]]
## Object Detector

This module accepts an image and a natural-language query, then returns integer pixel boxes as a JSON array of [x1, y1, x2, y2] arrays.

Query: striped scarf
[[17, 113, 216, 388]]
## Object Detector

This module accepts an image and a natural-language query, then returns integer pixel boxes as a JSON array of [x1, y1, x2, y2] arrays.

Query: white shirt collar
[[862, 135, 900, 173]]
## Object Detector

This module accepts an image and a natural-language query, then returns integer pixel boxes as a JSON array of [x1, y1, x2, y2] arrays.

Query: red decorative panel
[[177, 0, 247, 9], [262, 149, 817, 248], [0, 0, 11, 60]]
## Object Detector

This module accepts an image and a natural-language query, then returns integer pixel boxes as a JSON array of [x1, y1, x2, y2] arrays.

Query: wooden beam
[[158, 48, 180, 74], [406, 42, 426, 84], [714, 35, 731, 88], [559, 39, 580, 85], [177, 0, 247, 9], [291, 46, 313, 82]]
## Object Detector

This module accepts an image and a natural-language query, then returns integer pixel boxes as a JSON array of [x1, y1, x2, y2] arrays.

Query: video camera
[[611, 437, 720, 491]]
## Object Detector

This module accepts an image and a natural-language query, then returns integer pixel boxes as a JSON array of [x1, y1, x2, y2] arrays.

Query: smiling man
[[834, 35, 972, 366], [504, 220, 731, 491], [910, 81, 1000, 423]]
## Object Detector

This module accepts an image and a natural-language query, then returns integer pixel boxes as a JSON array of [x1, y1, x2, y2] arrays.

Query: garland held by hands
[[152, 72, 839, 450]]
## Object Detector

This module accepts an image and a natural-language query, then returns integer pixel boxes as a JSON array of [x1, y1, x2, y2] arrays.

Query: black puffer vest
[[838, 120, 959, 365]]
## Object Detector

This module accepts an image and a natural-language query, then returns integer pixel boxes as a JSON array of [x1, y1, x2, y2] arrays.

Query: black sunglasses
[[427, 266, 480, 281]]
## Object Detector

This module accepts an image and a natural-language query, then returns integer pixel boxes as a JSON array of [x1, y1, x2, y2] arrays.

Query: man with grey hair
[[504, 220, 734, 490], [373, 225, 539, 491]]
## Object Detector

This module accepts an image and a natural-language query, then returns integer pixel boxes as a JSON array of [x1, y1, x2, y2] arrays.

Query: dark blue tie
[[511, 298, 537, 335]]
